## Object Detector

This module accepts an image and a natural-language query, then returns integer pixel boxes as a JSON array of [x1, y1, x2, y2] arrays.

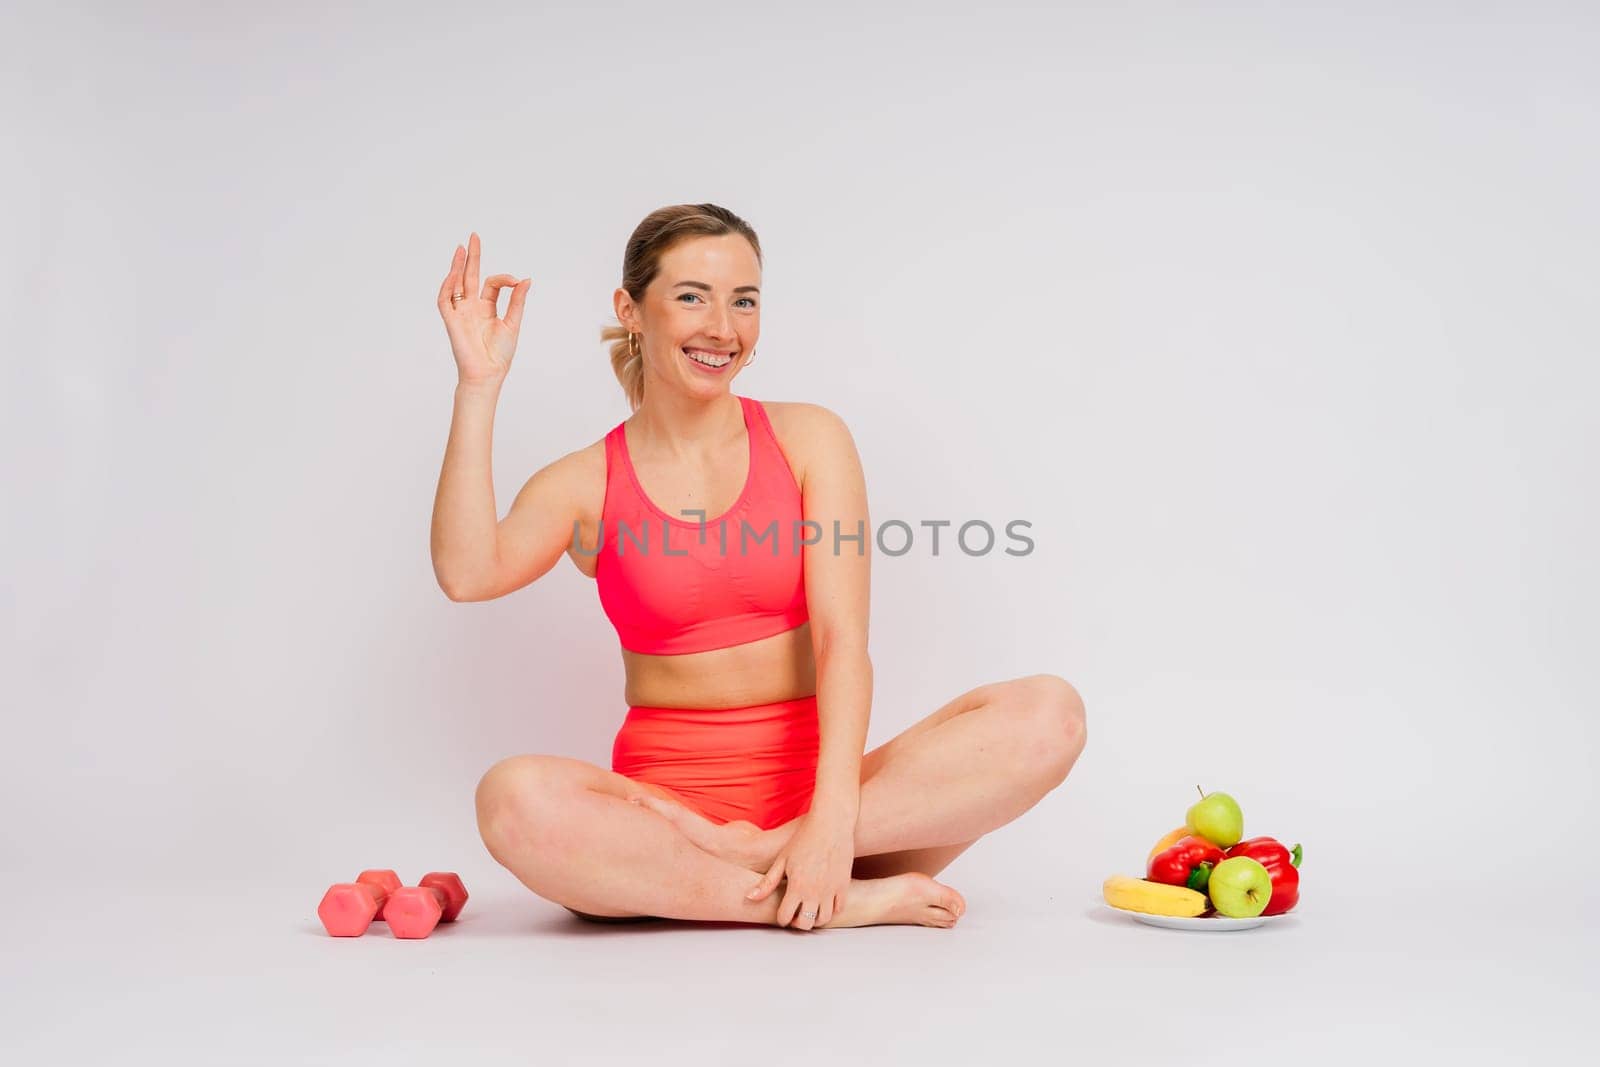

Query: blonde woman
[[433, 203, 1086, 930]]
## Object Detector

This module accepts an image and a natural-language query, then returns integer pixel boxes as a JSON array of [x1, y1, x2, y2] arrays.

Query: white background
[[4, 1, 1595, 1063]]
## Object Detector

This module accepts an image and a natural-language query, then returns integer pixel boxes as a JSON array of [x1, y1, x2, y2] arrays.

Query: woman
[[432, 204, 1086, 931]]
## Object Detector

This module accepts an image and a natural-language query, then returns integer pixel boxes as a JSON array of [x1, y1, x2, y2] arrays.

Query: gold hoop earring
[[628, 332, 639, 360]]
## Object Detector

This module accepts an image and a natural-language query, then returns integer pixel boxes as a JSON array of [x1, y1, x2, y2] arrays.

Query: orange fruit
[[1147, 826, 1190, 865]]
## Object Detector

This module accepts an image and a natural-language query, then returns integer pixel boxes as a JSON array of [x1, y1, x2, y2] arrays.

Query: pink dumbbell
[[316, 869, 403, 937], [382, 873, 471, 939]]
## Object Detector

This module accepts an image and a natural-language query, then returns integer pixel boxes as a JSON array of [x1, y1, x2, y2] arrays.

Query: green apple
[[1185, 787, 1244, 848], [1207, 856, 1272, 918]]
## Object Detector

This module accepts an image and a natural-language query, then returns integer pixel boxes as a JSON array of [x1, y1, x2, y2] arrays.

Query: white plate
[[1102, 903, 1285, 931]]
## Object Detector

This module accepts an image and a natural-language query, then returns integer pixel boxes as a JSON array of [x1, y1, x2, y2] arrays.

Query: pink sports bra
[[596, 395, 810, 655]]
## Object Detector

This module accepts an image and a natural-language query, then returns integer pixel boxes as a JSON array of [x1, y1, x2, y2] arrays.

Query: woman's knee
[[1018, 674, 1087, 775], [474, 755, 567, 854]]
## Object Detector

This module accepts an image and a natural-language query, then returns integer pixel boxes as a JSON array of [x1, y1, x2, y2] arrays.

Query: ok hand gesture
[[436, 232, 531, 387]]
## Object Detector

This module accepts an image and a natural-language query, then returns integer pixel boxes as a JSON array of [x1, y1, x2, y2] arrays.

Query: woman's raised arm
[[428, 232, 555, 601]]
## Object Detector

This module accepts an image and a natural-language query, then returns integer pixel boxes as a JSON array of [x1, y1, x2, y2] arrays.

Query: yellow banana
[[1102, 875, 1209, 917]]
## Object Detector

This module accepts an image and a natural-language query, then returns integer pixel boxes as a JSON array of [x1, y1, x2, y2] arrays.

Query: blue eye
[[678, 293, 757, 308]]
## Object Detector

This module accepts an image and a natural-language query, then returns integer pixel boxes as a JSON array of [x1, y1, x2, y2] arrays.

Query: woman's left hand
[[745, 809, 856, 930]]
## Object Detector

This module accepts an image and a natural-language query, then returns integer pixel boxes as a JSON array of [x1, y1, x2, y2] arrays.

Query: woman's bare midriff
[[619, 620, 816, 709]]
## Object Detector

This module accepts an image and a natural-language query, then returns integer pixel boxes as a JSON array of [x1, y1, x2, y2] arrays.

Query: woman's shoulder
[[754, 399, 857, 491], [544, 433, 609, 477], [760, 399, 856, 449], [757, 398, 851, 437], [524, 434, 608, 518]]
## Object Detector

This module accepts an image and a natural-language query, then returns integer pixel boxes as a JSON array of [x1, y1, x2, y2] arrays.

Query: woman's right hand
[[436, 232, 532, 387]]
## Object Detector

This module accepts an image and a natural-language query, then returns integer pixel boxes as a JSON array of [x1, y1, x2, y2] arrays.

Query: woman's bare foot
[[822, 873, 966, 929], [626, 795, 964, 928], [633, 793, 785, 871]]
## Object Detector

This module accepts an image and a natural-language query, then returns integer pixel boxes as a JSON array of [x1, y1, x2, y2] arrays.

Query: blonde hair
[[601, 203, 763, 412]]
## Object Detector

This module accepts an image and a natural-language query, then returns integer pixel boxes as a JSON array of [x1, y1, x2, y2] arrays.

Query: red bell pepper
[[1147, 835, 1227, 892], [1224, 837, 1302, 915]]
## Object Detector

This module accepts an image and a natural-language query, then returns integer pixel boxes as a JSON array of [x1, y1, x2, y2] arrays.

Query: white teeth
[[684, 348, 732, 367]]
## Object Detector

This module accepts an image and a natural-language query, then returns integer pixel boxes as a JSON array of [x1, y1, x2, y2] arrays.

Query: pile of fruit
[[1103, 787, 1303, 919]]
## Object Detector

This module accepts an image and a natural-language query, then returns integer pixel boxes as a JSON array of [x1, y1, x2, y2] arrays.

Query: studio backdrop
[[4, 0, 1595, 923]]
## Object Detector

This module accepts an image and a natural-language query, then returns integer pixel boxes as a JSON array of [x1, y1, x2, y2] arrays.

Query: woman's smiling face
[[619, 233, 762, 399]]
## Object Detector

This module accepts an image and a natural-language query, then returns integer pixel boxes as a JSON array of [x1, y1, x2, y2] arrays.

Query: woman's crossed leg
[[474, 672, 1086, 929], [476, 756, 965, 929]]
